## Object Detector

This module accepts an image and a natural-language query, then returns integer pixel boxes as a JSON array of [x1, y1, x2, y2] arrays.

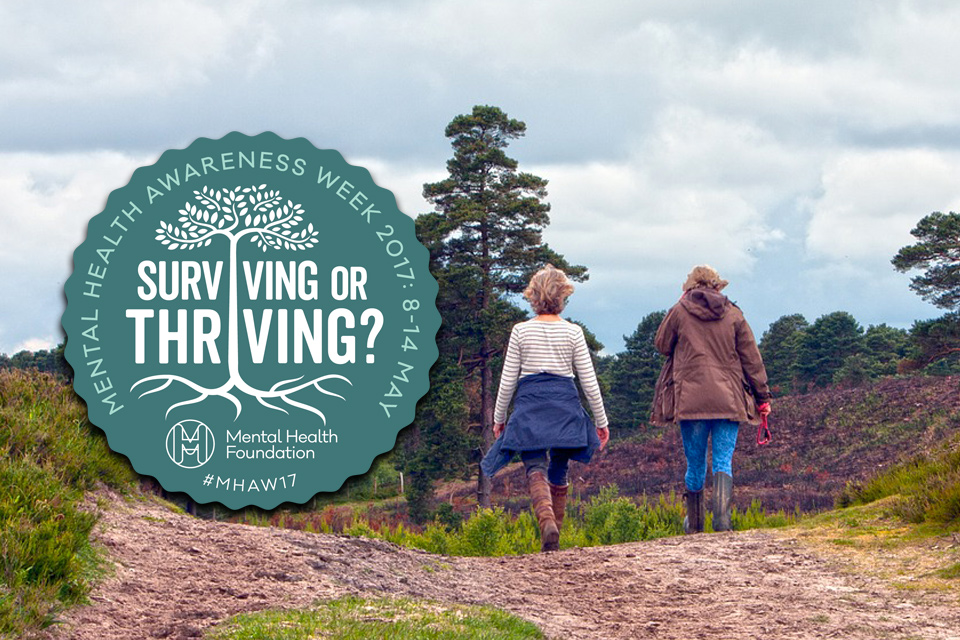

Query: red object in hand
[[756, 405, 772, 446]]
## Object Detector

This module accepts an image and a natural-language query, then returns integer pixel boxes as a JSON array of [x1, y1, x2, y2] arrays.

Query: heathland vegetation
[[0, 370, 136, 637], [3, 367, 958, 637]]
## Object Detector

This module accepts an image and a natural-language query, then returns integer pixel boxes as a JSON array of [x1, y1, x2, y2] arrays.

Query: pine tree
[[394, 359, 472, 523], [893, 212, 960, 372], [759, 314, 809, 394], [603, 311, 666, 432], [861, 324, 910, 376], [893, 211, 960, 309], [793, 312, 863, 388], [902, 313, 960, 373], [418, 105, 586, 507]]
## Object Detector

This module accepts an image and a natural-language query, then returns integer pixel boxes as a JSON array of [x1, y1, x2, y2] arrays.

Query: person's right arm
[[493, 325, 522, 435], [654, 306, 680, 356], [735, 315, 772, 404]]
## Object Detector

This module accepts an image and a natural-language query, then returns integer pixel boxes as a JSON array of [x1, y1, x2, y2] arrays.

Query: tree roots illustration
[[131, 373, 352, 422]]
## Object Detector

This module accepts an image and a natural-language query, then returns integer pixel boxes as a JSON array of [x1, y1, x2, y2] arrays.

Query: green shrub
[[433, 502, 463, 531], [837, 436, 960, 528], [343, 517, 377, 538], [498, 511, 540, 556], [732, 500, 797, 530], [0, 370, 135, 491], [582, 486, 687, 543], [336, 483, 791, 557], [583, 486, 643, 544], [422, 523, 451, 555], [0, 370, 137, 636], [457, 508, 506, 556], [207, 595, 545, 640]]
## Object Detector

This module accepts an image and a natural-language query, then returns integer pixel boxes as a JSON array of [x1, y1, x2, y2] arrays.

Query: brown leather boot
[[549, 483, 568, 532], [528, 471, 559, 551]]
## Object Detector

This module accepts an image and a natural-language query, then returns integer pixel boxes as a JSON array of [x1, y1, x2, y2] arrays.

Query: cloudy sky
[[3, 0, 959, 354]]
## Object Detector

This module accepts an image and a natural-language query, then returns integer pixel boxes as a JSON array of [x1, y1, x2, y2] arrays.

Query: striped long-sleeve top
[[493, 319, 608, 429]]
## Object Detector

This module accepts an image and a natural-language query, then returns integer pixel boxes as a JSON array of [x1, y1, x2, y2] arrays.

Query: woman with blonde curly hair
[[482, 264, 609, 551]]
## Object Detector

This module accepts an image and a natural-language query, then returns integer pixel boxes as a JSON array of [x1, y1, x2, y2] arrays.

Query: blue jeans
[[680, 419, 740, 492], [521, 448, 576, 486]]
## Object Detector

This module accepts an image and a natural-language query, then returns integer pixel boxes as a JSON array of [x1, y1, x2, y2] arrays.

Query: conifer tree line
[[5, 107, 960, 521], [596, 210, 960, 435], [0, 343, 70, 379]]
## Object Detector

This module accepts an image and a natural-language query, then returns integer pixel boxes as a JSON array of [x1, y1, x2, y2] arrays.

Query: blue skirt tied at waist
[[481, 372, 599, 478]]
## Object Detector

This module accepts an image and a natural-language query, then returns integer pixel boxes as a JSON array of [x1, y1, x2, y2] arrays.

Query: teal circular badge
[[62, 132, 439, 509]]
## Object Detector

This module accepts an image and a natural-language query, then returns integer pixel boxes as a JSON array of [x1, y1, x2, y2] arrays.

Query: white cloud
[[540, 161, 770, 277], [666, 4, 960, 147], [531, 107, 813, 288], [0, 0, 277, 100], [0, 151, 149, 265], [13, 337, 58, 353], [350, 158, 439, 218], [2, 0, 960, 352], [806, 149, 960, 261], [639, 106, 820, 203], [0, 151, 149, 353]]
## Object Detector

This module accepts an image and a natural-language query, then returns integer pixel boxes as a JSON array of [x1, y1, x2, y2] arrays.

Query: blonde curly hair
[[682, 264, 729, 292], [524, 264, 574, 315]]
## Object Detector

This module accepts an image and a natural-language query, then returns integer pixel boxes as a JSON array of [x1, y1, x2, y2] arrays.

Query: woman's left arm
[[735, 316, 772, 403], [572, 327, 609, 430]]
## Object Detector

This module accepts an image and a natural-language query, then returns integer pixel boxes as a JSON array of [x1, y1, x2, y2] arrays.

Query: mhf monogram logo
[[166, 419, 215, 469]]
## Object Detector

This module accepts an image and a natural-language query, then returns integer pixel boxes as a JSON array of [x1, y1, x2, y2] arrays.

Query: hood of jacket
[[680, 287, 729, 321], [651, 287, 771, 426]]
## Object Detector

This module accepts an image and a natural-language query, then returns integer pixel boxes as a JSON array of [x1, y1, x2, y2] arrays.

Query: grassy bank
[[837, 435, 960, 527], [0, 370, 136, 637], [788, 435, 960, 593]]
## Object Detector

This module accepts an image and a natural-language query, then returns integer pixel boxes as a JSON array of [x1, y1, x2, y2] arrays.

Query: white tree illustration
[[131, 184, 350, 421]]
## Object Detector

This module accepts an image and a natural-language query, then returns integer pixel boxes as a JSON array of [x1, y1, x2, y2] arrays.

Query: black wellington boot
[[713, 472, 733, 532], [683, 489, 704, 534]]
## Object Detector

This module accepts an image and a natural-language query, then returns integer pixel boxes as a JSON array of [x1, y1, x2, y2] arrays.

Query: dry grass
[[777, 497, 960, 598]]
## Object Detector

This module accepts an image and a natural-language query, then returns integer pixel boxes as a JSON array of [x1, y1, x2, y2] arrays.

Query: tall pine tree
[[417, 105, 586, 507], [892, 211, 960, 309], [893, 212, 960, 371]]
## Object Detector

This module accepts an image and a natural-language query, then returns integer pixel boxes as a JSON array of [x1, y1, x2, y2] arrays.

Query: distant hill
[[485, 376, 960, 513]]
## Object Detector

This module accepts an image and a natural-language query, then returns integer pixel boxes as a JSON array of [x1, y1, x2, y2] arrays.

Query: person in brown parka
[[651, 265, 772, 533]]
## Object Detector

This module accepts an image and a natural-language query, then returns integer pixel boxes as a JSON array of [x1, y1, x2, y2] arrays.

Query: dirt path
[[44, 493, 960, 640]]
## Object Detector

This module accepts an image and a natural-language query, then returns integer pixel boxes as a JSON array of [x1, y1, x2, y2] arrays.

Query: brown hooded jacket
[[651, 287, 771, 426]]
